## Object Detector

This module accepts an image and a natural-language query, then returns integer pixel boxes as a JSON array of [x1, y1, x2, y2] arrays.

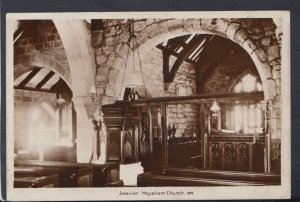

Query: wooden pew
[[137, 168, 281, 187], [14, 175, 59, 188], [164, 168, 281, 185], [15, 166, 93, 187], [137, 173, 267, 187], [15, 160, 123, 187]]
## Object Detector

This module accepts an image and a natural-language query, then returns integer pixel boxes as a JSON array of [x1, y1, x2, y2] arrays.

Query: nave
[[13, 18, 282, 188]]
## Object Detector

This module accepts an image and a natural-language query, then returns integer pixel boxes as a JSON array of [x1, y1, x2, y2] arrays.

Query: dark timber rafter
[[157, 45, 198, 65], [17, 68, 41, 88], [35, 71, 55, 89], [162, 35, 211, 90]]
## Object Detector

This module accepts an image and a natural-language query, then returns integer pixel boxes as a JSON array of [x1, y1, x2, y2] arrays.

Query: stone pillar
[[64, 102, 73, 145], [268, 97, 281, 174], [73, 96, 95, 163], [260, 98, 281, 173], [99, 117, 107, 164], [260, 100, 271, 173], [148, 106, 153, 153]]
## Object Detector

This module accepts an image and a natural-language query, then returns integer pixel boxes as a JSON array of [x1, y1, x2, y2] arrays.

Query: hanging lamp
[[118, 19, 148, 102]]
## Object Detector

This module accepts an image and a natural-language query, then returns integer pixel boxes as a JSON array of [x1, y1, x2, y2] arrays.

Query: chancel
[[13, 18, 282, 187]]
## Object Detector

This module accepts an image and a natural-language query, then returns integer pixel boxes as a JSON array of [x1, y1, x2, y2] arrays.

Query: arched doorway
[[14, 66, 76, 162]]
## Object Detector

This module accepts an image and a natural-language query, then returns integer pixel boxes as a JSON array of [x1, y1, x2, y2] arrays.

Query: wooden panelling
[[206, 134, 266, 172]]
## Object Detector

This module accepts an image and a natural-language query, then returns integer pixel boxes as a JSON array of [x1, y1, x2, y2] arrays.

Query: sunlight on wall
[[29, 103, 59, 160]]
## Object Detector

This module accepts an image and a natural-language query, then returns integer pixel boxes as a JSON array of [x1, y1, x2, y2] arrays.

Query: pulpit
[[102, 104, 140, 163], [102, 103, 163, 172]]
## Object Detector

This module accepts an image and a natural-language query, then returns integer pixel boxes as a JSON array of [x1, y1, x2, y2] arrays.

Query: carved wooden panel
[[237, 143, 250, 171], [122, 127, 136, 163], [206, 134, 266, 172], [223, 143, 236, 171], [107, 127, 121, 161], [209, 143, 222, 170]]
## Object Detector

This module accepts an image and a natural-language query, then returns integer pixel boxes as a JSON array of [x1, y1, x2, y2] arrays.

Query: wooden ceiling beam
[[167, 35, 205, 81], [35, 71, 55, 90], [14, 86, 52, 93], [157, 44, 198, 65], [115, 92, 264, 106], [17, 68, 41, 88]]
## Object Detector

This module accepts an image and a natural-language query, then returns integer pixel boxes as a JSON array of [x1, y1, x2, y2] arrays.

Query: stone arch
[[53, 20, 95, 99], [14, 53, 72, 89], [102, 18, 277, 104], [53, 20, 96, 163]]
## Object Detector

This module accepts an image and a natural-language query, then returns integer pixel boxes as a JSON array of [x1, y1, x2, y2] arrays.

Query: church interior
[[13, 18, 283, 187]]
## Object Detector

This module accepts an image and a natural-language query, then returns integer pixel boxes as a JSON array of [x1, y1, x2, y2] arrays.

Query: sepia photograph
[[6, 11, 290, 200]]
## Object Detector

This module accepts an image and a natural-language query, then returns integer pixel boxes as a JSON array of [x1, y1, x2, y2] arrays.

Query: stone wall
[[167, 104, 199, 137], [14, 20, 71, 84], [166, 61, 198, 137], [92, 18, 281, 102]]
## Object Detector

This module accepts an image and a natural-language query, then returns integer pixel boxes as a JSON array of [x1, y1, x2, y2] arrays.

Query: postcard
[[6, 11, 290, 200]]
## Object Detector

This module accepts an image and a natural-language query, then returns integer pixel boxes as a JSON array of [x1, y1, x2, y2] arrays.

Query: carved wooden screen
[[107, 127, 121, 161], [122, 127, 136, 163]]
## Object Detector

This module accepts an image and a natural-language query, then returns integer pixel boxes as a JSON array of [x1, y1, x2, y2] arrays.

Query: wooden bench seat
[[14, 175, 59, 188], [137, 173, 267, 187], [15, 166, 93, 187], [15, 160, 123, 187], [164, 168, 281, 185]]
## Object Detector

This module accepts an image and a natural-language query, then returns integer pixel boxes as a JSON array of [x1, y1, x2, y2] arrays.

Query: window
[[233, 74, 263, 93], [221, 73, 264, 134]]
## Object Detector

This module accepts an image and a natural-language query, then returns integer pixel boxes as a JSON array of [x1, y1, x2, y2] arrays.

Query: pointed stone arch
[[14, 53, 72, 89]]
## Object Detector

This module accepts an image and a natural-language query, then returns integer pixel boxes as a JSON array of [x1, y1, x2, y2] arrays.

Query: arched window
[[221, 73, 264, 134], [233, 74, 263, 93]]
